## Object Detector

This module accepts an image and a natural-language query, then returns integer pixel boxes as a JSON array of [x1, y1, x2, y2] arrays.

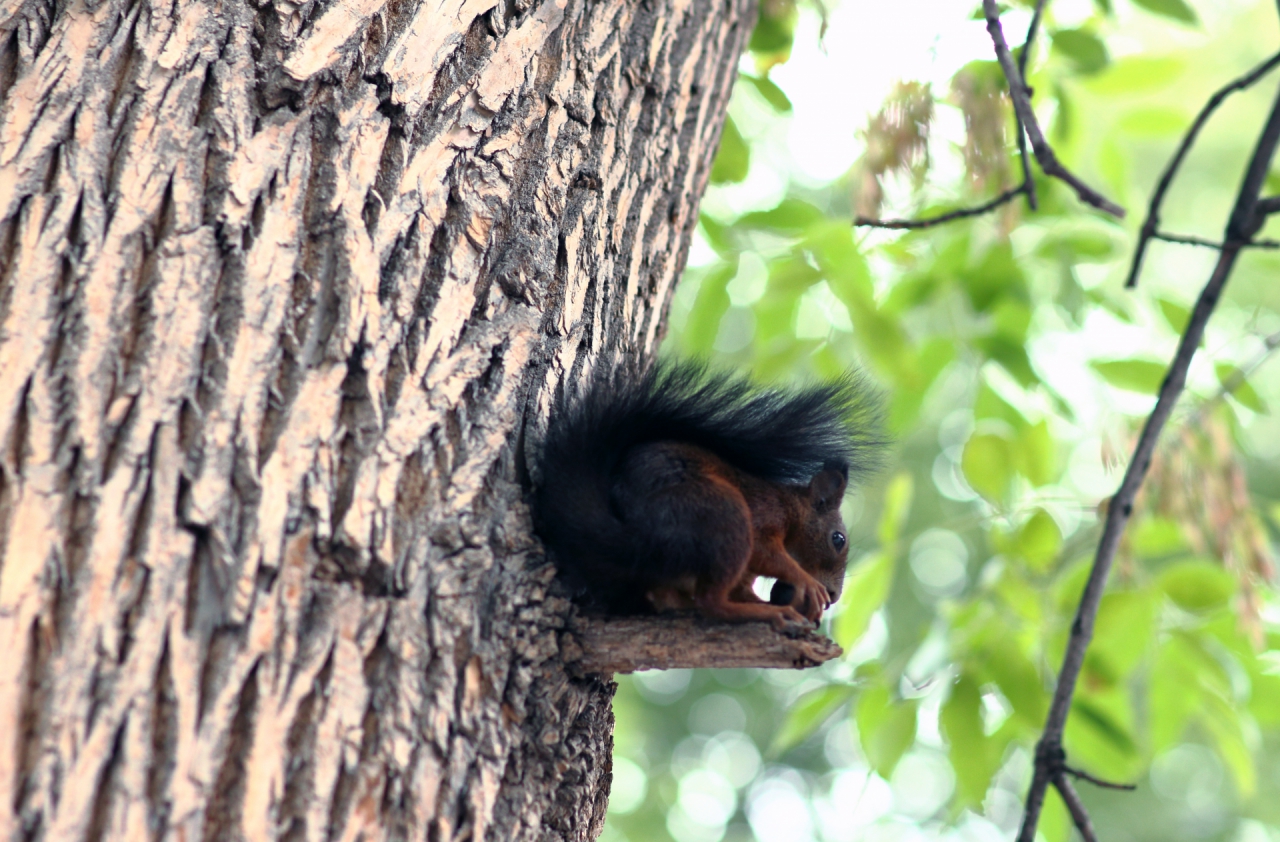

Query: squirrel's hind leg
[[693, 585, 814, 631]]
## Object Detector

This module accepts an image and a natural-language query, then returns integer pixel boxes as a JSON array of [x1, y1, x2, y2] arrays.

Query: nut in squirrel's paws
[[769, 580, 796, 607], [770, 578, 830, 623]]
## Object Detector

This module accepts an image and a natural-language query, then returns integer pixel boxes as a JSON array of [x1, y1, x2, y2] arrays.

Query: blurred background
[[602, 1, 1280, 841]]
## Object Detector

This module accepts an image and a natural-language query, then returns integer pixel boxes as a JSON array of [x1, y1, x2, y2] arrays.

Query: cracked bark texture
[[0, 0, 754, 837]]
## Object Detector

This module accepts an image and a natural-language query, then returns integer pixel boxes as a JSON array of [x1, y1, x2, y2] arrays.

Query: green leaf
[[1116, 107, 1189, 136], [766, 253, 823, 292], [962, 433, 1015, 503], [1066, 691, 1141, 779], [1053, 81, 1075, 143], [1052, 556, 1095, 616], [1157, 297, 1190, 332], [742, 73, 793, 113], [1015, 509, 1062, 572], [856, 683, 919, 779], [710, 117, 749, 184], [916, 337, 956, 391], [1129, 516, 1189, 558], [771, 685, 856, 755], [1086, 56, 1186, 95], [1131, 0, 1198, 25], [1052, 29, 1110, 74], [1215, 362, 1268, 413], [974, 382, 1026, 429], [739, 198, 824, 234], [849, 307, 916, 389], [833, 551, 895, 650], [681, 262, 736, 354], [999, 571, 1046, 626], [1150, 636, 1203, 751], [941, 674, 1002, 807], [976, 334, 1039, 387], [1016, 421, 1057, 487], [1086, 590, 1157, 684], [1036, 226, 1119, 263], [877, 472, 914, 548], [1097, 135, 1128, 200], [982, 637, 1048, 727], [1249, 673, 1280, 727], [808, 222, 874, 306], [958, 243, 1027, 312], [1202, 693, 1256, 796], [1158, 559, 1237, 612], [749, 2, 797, 55], [882, 270, 939, 314], [699, 214, 734, 256], [1090, 359, 1167, 394], [887, 337, 954, 431], [991, 299, 1032, 342]]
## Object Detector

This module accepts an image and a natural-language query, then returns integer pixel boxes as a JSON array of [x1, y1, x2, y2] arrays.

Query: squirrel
[[535, 360, 883, 630]]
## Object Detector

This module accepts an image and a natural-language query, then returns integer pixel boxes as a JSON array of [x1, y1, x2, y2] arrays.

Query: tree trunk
[[0, 0, 753, 837]]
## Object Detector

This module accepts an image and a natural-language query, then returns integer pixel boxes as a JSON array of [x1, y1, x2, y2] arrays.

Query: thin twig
[[1063, 764, 1138, 791], [982, 0, 1125, 218], [1014, 0, 1048, 212], [1153, 231, 1280, 249], [1153, 232, 1225, 249], [1199, 327, 1280, 415], [1255, 196, 1280, 215], [1055, 775, 1100, 842], [854, 186, 1026, 229], [1016, 80, 1280, 842], [1126, 49, 1280, 287]]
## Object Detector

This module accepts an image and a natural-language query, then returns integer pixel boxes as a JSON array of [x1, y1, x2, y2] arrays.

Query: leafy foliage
[[605, 2, 1280, 842]]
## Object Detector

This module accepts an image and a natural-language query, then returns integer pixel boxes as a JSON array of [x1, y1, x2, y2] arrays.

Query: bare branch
[[982, 0, 1125, 217], [1153, 231, 1280, 249], [1063, 764, 1138, 791], [1013, 0, 1048, 212], [1017, 81, 1280, 842], [1126, 49, 1280, 287], [567, 614, 842, 674], [1055, 775, 1101, 842], [1229, 97, 1280, 241], [1256, 196, 1280, 215], [1019, 0, 1048, 76], [1019, 247, 1238, 842], [855, 185, 1026, 230]]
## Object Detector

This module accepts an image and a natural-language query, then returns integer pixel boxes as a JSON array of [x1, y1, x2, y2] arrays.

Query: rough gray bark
[[0, 0, 754, 838]]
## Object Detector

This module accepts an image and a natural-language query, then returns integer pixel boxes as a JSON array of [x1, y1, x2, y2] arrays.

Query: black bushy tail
[[534, 359, 885, 607]]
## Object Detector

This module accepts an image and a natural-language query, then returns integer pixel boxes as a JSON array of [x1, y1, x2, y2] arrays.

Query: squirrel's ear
[[809, 462, 848, 512]]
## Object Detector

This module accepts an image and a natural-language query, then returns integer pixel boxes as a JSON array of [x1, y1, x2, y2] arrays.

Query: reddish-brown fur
[[630, 442, 850, 630]]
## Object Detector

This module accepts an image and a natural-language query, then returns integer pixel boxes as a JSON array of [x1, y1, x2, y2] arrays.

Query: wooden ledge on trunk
[[564, 613, 843, 675]]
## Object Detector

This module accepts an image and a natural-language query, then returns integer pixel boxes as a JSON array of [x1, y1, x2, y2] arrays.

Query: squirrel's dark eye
[[831, 531, 846, 551]]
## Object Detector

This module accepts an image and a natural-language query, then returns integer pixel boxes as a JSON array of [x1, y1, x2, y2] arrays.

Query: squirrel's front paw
[[768, 605, 814, 633]]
